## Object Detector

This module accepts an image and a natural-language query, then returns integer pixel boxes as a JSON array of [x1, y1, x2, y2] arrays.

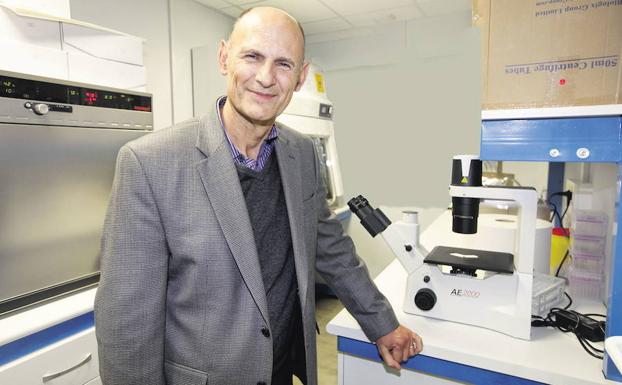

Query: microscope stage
[[425, 246, 514, 274]]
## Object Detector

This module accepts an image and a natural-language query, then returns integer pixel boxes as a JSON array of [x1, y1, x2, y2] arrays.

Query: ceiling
[[193, 0, 471, 40]]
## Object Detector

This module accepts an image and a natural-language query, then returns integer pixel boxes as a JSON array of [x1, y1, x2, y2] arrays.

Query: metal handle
[[42, 353, 92, 382]]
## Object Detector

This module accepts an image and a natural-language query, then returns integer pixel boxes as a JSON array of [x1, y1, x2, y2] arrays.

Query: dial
[[32, 103, 49, 115]]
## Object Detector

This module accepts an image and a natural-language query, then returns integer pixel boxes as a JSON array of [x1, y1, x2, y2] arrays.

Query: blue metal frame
[[337, 336, 547, 385], [481, 116, 622, 162], [0, 311, 94, 366], [603, 164, 622, 381], [481, 114, 622, 381]]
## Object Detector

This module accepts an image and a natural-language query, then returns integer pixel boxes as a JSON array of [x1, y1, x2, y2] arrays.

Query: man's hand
[[375, 325, 423, 369]]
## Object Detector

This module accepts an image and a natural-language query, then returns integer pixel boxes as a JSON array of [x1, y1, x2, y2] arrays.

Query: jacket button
[[261, 327, 270, 338]]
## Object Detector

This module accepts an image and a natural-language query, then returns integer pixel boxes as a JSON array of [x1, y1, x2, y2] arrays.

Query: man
[[95, 6, 422, 385]]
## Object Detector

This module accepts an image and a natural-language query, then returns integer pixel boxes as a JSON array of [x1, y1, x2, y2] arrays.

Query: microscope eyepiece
[[348, 195, 372, 217], [451, 156, 483, 234], [347, 195, 391, 237]]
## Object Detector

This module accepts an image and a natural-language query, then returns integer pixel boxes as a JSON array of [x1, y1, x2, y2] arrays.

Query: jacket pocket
[[164, 360, 208, 385]]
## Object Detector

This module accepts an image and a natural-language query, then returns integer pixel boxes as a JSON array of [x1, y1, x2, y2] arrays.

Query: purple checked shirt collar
[[216, 96, 278, 172]]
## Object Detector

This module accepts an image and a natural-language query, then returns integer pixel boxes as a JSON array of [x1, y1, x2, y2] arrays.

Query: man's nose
[[255, 62, 276, 88]]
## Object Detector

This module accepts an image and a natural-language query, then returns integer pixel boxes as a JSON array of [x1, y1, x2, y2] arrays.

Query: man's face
[[219, 10, 308, 126]]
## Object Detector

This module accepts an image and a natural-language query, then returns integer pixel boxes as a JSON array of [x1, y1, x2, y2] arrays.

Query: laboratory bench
[[328, 258, 613, 385], [329, 104, 622, 384], [0, 288, 99, 384]]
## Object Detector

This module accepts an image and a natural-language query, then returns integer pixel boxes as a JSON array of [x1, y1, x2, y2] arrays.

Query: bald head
[[229, 7, 305, 61], [217, 5, 310, 128]]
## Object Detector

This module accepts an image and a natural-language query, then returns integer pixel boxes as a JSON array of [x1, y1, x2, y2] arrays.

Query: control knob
[[414, 288, 436, 311], [32, 103, 49, 115]]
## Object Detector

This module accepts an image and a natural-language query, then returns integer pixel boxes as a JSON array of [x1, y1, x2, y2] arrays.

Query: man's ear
[[295, 60, 310, 91], [218, 40, 229, 75]]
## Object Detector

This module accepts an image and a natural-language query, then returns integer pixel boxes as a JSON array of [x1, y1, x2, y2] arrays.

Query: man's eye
[[244, 54, 258, 60], [278, 62, 293, 70]]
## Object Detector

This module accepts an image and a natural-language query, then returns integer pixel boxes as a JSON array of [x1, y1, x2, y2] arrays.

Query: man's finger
[[378, 344, 401, 369], [391, 345, 403, 364], [408, 333, 423, 356], [412, 333, 424, 355], [403, 342, 413, 361]]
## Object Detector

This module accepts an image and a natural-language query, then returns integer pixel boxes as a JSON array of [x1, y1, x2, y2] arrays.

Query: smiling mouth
[[249, 90, 276, 99]]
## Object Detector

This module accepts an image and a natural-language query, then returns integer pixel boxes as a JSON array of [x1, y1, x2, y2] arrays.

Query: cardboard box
[[474, 0, 622, 109]]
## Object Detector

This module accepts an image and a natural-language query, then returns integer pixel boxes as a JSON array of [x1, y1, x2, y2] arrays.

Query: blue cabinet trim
[[0, 311, 94, 366], [337, 336, 547, 385], [603, 164, 622, 381], [481, 117, 622, 162]]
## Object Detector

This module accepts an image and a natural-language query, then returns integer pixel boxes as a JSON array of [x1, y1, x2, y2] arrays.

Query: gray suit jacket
[[94, 104, 399, 385]]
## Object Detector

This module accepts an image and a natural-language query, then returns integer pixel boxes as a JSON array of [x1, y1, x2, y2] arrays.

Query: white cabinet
[[0, 327, 99, 384], [338, 353, 463, 385]]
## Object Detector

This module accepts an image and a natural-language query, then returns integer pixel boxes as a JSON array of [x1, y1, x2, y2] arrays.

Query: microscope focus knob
[[415, 288, 436, 311]]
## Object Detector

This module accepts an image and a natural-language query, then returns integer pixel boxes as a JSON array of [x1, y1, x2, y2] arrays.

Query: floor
[[293, 294, 344, 385]]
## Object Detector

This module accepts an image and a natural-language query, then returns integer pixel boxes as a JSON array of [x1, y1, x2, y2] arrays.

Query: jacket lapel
[[194, 111, 270, 326], [275, 127, 309, 310]]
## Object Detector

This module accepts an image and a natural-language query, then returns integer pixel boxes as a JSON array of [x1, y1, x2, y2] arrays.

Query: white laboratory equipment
[[328, 106, 622, 385], [277, 64, 347, 215], [348, 155, 565, 340], [0, 71, 152, 384], [0, 70, 152, 315]]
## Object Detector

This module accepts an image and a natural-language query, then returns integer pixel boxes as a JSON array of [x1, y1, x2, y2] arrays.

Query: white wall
[[70, 0, 173, 130], [307, 11, 481, 209], [169, 0, 233, 124], [305, 12, 480, 276]]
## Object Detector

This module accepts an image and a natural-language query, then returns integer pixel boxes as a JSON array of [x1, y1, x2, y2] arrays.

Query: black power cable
[[548, 190, 573, 227], [555, 250, 570, 278], [560, 203, 571, 224], [548, 190, 573, 277], [531, 292, 606, 360], [540, 191, 606, 359]]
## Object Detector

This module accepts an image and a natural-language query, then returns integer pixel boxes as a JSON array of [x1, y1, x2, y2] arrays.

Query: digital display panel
[[0, 75, 152, 112], [82, 90, 98, 106]]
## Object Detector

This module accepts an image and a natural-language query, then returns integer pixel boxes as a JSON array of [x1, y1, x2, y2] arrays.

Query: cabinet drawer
[[0, 327, 99, 384]]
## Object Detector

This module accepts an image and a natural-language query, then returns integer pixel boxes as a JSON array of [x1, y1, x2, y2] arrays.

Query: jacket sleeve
[[311, 148, 399, 342], [94, 145, 169, 385]]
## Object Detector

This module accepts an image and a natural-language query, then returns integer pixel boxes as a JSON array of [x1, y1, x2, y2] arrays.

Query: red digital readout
[[133, 105, 151, 112], [84, 91, 98, 105]]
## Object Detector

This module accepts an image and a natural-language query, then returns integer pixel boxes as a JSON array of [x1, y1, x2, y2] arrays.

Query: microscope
[[349, 155, 548, 340]]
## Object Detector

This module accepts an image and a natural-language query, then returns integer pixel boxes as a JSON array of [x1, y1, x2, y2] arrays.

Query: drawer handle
[[42, 353, 92, 382]]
